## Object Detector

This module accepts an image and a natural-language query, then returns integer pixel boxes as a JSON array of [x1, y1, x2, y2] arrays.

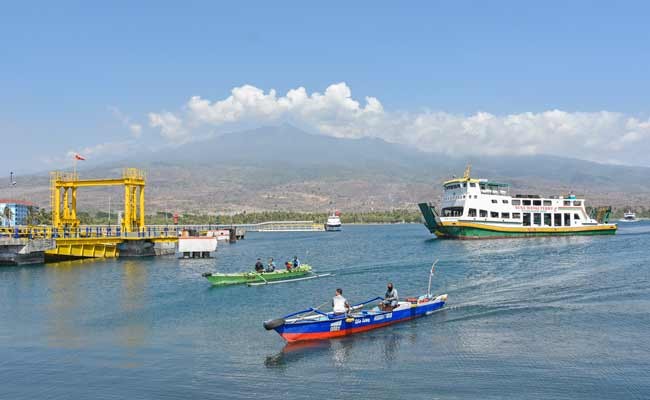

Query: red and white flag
[[74, 153, 86, 161]]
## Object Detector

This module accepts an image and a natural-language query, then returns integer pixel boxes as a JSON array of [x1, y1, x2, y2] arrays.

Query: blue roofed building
[[0, 199, 35, 227]]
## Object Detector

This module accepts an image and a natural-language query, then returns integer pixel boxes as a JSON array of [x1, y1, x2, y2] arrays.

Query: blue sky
[[2, 1, 650, 172]]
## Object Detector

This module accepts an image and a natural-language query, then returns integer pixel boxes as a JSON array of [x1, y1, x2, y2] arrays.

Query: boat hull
[[205, 265, 312, 286], [433, 222, 617, 239], [272, 295, 446, 342]]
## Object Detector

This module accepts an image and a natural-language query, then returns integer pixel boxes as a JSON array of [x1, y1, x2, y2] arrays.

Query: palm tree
[[25, 206, 35, 226], [2, 206, 13, 227]]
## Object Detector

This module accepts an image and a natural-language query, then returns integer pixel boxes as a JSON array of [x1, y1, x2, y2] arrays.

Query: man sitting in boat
[[255, 258, 264, 273], [265, 258, 276, 272], [292, 256, 300, 268], [380, 283, 399, 311], [285, 261, 292, 271], [332, 288, 350, 315]]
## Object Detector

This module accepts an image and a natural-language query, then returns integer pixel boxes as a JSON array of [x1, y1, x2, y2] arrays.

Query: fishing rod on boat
[[427, 259, 439, 297]]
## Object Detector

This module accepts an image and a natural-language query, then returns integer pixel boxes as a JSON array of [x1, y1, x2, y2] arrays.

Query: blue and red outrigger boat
[[264, 262, 447, 342]]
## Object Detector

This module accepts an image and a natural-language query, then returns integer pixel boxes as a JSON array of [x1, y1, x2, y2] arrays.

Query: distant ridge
[[8, 125, 650, 213]]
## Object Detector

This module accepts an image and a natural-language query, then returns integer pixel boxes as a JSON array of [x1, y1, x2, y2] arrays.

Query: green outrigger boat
[[202, 265, 315, 286]]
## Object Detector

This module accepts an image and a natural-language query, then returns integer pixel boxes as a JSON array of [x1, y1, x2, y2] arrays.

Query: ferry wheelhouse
[[418, 166, 617, 239]]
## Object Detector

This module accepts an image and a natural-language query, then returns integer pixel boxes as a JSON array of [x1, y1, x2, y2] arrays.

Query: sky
[[1, 1, 650, 173]]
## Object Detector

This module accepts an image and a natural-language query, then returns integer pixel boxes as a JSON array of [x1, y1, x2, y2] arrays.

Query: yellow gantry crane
[[50, 168, 146, 233]]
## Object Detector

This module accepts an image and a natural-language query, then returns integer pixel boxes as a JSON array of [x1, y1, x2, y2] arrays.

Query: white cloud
[[129, 123, 142, 137], [147, 82, 650, 166], [148, 111, 186, 142], [66, 141, 132, 160], [42, 140, 135, 167], [109, 106, 143, 138]]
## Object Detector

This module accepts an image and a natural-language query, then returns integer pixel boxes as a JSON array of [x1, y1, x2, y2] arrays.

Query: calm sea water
[[1, 223, 649, 399]]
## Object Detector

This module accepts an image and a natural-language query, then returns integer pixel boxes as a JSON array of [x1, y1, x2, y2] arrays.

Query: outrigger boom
[[248, 273, 333, 286]]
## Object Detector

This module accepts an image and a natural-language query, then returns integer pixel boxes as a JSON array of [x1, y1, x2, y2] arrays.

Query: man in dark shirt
[[254, 258, 264, 273], [381, 282, 399, 310]]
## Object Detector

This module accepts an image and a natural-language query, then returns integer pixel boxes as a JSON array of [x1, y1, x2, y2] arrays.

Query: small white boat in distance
[[325, 211, 342, 231], [620, 210, 638, 222]]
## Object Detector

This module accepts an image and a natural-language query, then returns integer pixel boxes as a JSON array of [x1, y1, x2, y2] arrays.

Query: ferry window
[[512, 200, 521, 206], [523, 213, 531, 226], [563, 200, 571, 206], [491, 211, 499, 218], [480, 184, 486, 190], [543, 213, 551, 226], [554, 213, 562, 226], [470, 182, 476, 187], [442, 207, 464, 217], [523, 200, 531, 206], [501, 212, 510, 218], [491, 199, 497, 204], [513, 213, 521, 219], [543, 200, 552, 206], [502, 199, 509, 204], [574, 213, 580, 220], [574, 201, 582, 206], [564, 213, 571, 226], [474, 195, 478, 199], [533, 200, 542, 206], [462, 183, 466, 187], [468, 208, 477, 217], [480, 210, 487, 217], [533, 213, 542, 225]]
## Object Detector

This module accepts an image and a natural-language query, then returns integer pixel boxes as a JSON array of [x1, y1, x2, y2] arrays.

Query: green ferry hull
[[204, 265, 312, 286], [434, 225, 617, 239], [418, 203, 617, 239]]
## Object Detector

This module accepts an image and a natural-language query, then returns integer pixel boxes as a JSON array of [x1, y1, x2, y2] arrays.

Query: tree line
[[23, 209, 424, 225], [22, 206, 650, 226]]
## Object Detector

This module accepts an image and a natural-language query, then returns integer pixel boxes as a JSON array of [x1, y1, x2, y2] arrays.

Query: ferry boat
[[418, 166, 617, 239], [325, 211, 342, 231], [620, 210, 638, 222]]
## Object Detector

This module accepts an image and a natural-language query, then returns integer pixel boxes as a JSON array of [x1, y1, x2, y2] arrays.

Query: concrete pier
[[0, 238, 56, 265]]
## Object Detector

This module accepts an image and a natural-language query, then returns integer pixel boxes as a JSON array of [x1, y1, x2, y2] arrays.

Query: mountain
[[5, 125, 650, 214]]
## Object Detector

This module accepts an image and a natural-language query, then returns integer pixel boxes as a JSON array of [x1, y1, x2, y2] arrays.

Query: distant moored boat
[[620, 210, 638, 222], [325, 211, 342, 231]]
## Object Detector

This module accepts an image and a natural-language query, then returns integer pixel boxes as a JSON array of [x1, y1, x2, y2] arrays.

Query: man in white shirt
[[332, 288, 350, 315]]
